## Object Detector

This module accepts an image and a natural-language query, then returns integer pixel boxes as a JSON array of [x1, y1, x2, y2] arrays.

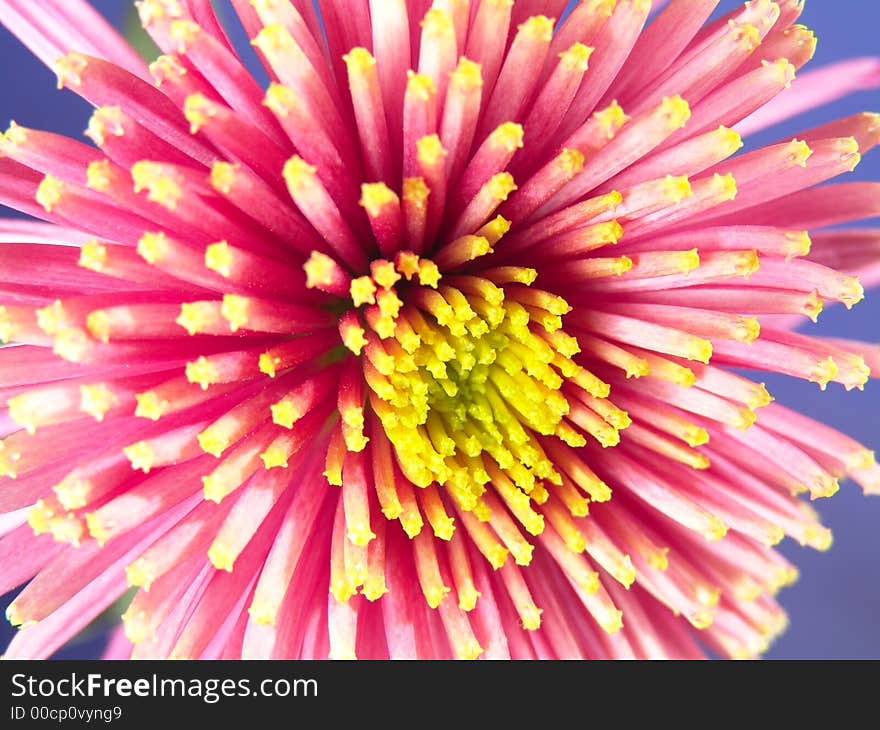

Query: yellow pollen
[[137, 232, 170, 264], [395, 251, 421, 280], [251, 24, 295, 54], [377, 289, 403, 319], [36, 300, 67, 336], [342, 422, 368, 453], [711, 172, 738, 201], [207, 542, 236, 572], [645, 545, 669, 572], [498, 267, 538, 285], [683, 426, 710, 448], [343, 47, 376, 75], [169, 19, 200, 52], [124, 441, 156, 473], [840, 277, 864, 309], [449, 235, 494, 267], [3, 120, 27, 145], [421, 8, 454, 36], [416, 134, 447, 167], [748, 383, 774, 410], [735, 250, 760, 278], [186, 356, 221, 390], [259, 352, 282, 378], [787, 138, 813, 167], [350, 276, 378, 307], [659, 95, 691, 130], [347, 519, 377, 547], [86, 106, 125, 146], [685, 336, 713, 364], [663, 174, 693, 204], [556, 148, 585, 178], [846, 449, 876, 472], [282, 156, 317, 193], [489, 122, 525, 153], [451, 57, 483, 89], [86, 310, 110, 342], [304, 250, 338, 289], [176, 302, 215, 336], [518, 15, 554, 42], [80, 383, 117, 421], [340, 321, 368, 356], [271, 399, 305, 429], [263, 82, 299, 117], [120, 607, 153, 643], [486, 172, 517, 201], [716, 125, 744, 155], [688, 610, 714, 630], [600, 220, 625, 244], [735, 408, 758, 431], [184, 93, 223, 135], [783, 231, 812, 260], [7, 395, 40, 435], [210, 161, 238, 193], [85, 159, 113, 192], [730, 21, 761, 50], [220, 294, 250, 332], [787, 23, 817, 56], [560, 43, 594, 72], [812, 475, 840, 500], [417, 259, 442, 288], [735, 317, 761, 343], [36, 175, 64, 213], [697, 584, 721, 609], [360, 182, 400, 218], [48, 514, 85, 546], [371, 260, 401, 290], [591, 0, 618, 18], [54, 476, 90, 511], [197, 427, 229, 458], [205, 241, 234, 277], [403, 176, 430, 209], [605, 256, 634, 277], [762, 58, 796, 88], [406, 71, 436, 101], [131, 161, 183, 210], [27, 499, 54, 533], [135, 391, 169, 420], [149, 54, 187, 85], [803, 291, 824, 323], [805, 525, 834, 551], [763, 525, 786, 548], [54, 52, 88, 89], [260, 444, 289, 470], [810, 357, 838, 391], [137, 0, 184, 25], [476, 215, 511, 252], [53, 328, 91, 363], [594, 101, 628, 139], [598, 609, 624, 635], [372, 315, 397, 339]]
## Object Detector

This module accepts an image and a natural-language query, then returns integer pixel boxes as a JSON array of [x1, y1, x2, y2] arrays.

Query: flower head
[[0, 0, 878, 659]]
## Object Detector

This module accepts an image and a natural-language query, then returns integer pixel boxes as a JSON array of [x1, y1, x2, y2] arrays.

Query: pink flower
[[0, 0, 878, 660]]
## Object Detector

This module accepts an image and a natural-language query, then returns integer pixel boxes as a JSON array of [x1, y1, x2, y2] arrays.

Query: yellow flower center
[[337, 250, 599, 519]]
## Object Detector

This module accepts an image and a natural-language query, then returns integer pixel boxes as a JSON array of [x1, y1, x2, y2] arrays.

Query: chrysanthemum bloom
[[0, 0, 877, 660]]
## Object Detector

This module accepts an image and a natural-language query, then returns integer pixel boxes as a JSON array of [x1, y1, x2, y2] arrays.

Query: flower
[[0, 0, 878, 660]]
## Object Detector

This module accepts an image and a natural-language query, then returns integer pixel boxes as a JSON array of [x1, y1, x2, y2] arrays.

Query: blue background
[[0, 0, 877, 659]]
